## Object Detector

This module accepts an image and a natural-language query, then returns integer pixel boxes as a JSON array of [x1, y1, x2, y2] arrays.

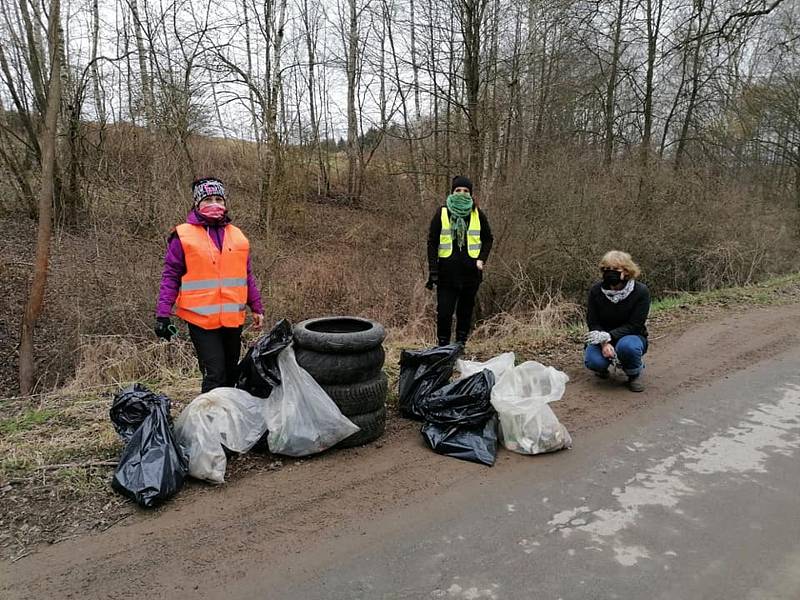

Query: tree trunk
[[345, 0, 361, 199], [19, 0, 61, 396], [604, 0, 626, 165], [90, 0, 105, 122], [129, 0, 154, 125], [410, 0, 420, 121], [641, 0, 661, 166], [385, 0, 422, 204], [674, 0, 707, 170], [264, 0, 287, 219], [428, 0, 439, 183], [303, 0, 328, 194], [461, 0, 486, 177]]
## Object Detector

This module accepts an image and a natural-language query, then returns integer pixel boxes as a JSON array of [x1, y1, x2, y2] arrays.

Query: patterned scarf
[[601, 279, 635, 304], [446, 193, 474, 251]]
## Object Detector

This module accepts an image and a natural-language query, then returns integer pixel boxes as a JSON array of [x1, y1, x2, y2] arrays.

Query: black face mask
[[602, 270, 623, 288]]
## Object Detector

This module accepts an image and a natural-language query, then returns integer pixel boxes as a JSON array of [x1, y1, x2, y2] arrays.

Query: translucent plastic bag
[[174, 387, 268, 483], [265, 346, 360, 456], [490, 361, 572, 455], [456, 352, 515, 381]]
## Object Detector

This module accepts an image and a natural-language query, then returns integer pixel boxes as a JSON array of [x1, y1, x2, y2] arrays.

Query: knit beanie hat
[[192, 177, 226, 205], [450, 175, 473, 194]]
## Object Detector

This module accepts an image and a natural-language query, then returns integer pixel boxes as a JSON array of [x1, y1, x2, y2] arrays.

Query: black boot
[[627, 375, 644, 392]]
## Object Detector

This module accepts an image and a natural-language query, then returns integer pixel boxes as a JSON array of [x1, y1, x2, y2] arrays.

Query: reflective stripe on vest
[[174, 223, 250, 329], [182, 303, 247, 316], [438, 207, 481, 259], [180, 278, 248, 292]]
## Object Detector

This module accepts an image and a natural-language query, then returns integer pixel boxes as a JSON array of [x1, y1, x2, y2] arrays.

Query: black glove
[[425, 272, 438, 290], [155, 317, 174, 340]]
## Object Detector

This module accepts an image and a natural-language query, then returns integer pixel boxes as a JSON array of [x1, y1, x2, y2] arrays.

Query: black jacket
[[427, 205, 494, 286], [586, 280, 650, 343]]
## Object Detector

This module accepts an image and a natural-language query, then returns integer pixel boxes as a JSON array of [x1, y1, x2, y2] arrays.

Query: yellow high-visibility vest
[[439, 207, 481, 259]]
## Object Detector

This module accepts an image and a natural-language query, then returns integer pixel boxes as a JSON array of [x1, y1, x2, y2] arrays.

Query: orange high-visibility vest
[[174, 223, 249, 329]]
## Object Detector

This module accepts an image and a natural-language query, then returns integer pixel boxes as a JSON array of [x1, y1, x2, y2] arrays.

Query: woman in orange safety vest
[[155, 177, 264, 392]]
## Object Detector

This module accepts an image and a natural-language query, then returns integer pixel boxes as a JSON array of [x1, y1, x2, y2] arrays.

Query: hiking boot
[[594, 369, 610, 379], [627, 375, 644, 392]]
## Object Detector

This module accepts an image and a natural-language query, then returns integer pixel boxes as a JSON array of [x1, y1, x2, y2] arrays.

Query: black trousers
[[436, 282, 479, 345], [188, 324, 243, 393]]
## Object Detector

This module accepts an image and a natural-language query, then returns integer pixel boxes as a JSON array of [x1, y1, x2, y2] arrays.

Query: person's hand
[[155, 317, 174, 341], [476, 260, 484, 271], [425, 272, 438, 290], [601, 342, 616, 359], [252, 313, 264, 331]]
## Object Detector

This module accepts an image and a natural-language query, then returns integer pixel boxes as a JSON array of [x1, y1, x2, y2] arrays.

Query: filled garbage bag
[[110, 383, 171, 442], [398, 344, 462, 420], [174, 387, 268, 484], [111, 401, 188, 507], [421, 415, 499, 466], [237, 319, 293, 398], [490, 360, 572, 455], [265, 346, 360, 456], [416, 370, 496, 427], [456, 352, 515, 381]]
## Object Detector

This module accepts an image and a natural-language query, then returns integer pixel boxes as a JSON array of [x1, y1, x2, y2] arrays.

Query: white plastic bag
[[265, 346, 360, 456], [490, 361, 572, 455], [174, 387, 268, 484], [456, 352, 516, 381]]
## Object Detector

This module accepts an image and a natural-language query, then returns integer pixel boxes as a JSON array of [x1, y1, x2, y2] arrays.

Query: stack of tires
[[293, 316, 387, 448]]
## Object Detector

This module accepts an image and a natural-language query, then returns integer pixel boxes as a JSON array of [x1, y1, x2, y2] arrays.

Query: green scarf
[[446, 193, 474, 251]]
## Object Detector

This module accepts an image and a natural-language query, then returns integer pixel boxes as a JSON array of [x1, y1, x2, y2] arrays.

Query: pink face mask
[[198, 204, 227, 221]]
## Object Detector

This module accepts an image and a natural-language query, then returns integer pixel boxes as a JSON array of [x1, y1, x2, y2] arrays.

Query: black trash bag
[[398, 344, 462, 420], [111, 403, 189, 508], [421, 414, 499, 466], [237, 319, 293, 398], [110, 384, 171, 442], [417, 370, 495, 427]]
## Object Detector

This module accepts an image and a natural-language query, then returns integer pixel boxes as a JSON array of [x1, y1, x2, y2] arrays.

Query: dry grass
[[70, 335, 200, 390]]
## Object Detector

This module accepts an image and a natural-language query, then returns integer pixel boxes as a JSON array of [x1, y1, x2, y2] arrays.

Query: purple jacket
[[156, 210, 264, 319]]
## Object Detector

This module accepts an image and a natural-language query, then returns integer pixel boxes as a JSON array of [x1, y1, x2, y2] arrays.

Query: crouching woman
[[584, 251, 650, 392]]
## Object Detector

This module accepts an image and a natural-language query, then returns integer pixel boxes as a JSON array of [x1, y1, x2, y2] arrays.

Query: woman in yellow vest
[[426, 176, 494, 346], [155, 177, 264, 392]]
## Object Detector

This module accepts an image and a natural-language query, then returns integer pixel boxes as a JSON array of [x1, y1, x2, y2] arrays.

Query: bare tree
[[19, 0, 62, 395]]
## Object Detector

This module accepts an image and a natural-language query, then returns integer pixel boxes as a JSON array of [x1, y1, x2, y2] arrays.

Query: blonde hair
[[599, 250, 641, 279]]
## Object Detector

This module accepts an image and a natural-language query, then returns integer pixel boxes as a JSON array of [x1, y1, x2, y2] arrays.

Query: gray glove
[[585, 330, 611, 345]]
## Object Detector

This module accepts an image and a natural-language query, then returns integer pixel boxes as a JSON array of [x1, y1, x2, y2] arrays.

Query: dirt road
[[2, 303, 799, 599]]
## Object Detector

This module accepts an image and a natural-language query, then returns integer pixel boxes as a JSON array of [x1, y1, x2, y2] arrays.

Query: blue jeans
[[584, 335, 648, 377]]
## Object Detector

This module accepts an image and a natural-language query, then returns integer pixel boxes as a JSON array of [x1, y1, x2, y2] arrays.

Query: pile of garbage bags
[[110, 320, 360, 505], [398, 346, 572, 466]]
